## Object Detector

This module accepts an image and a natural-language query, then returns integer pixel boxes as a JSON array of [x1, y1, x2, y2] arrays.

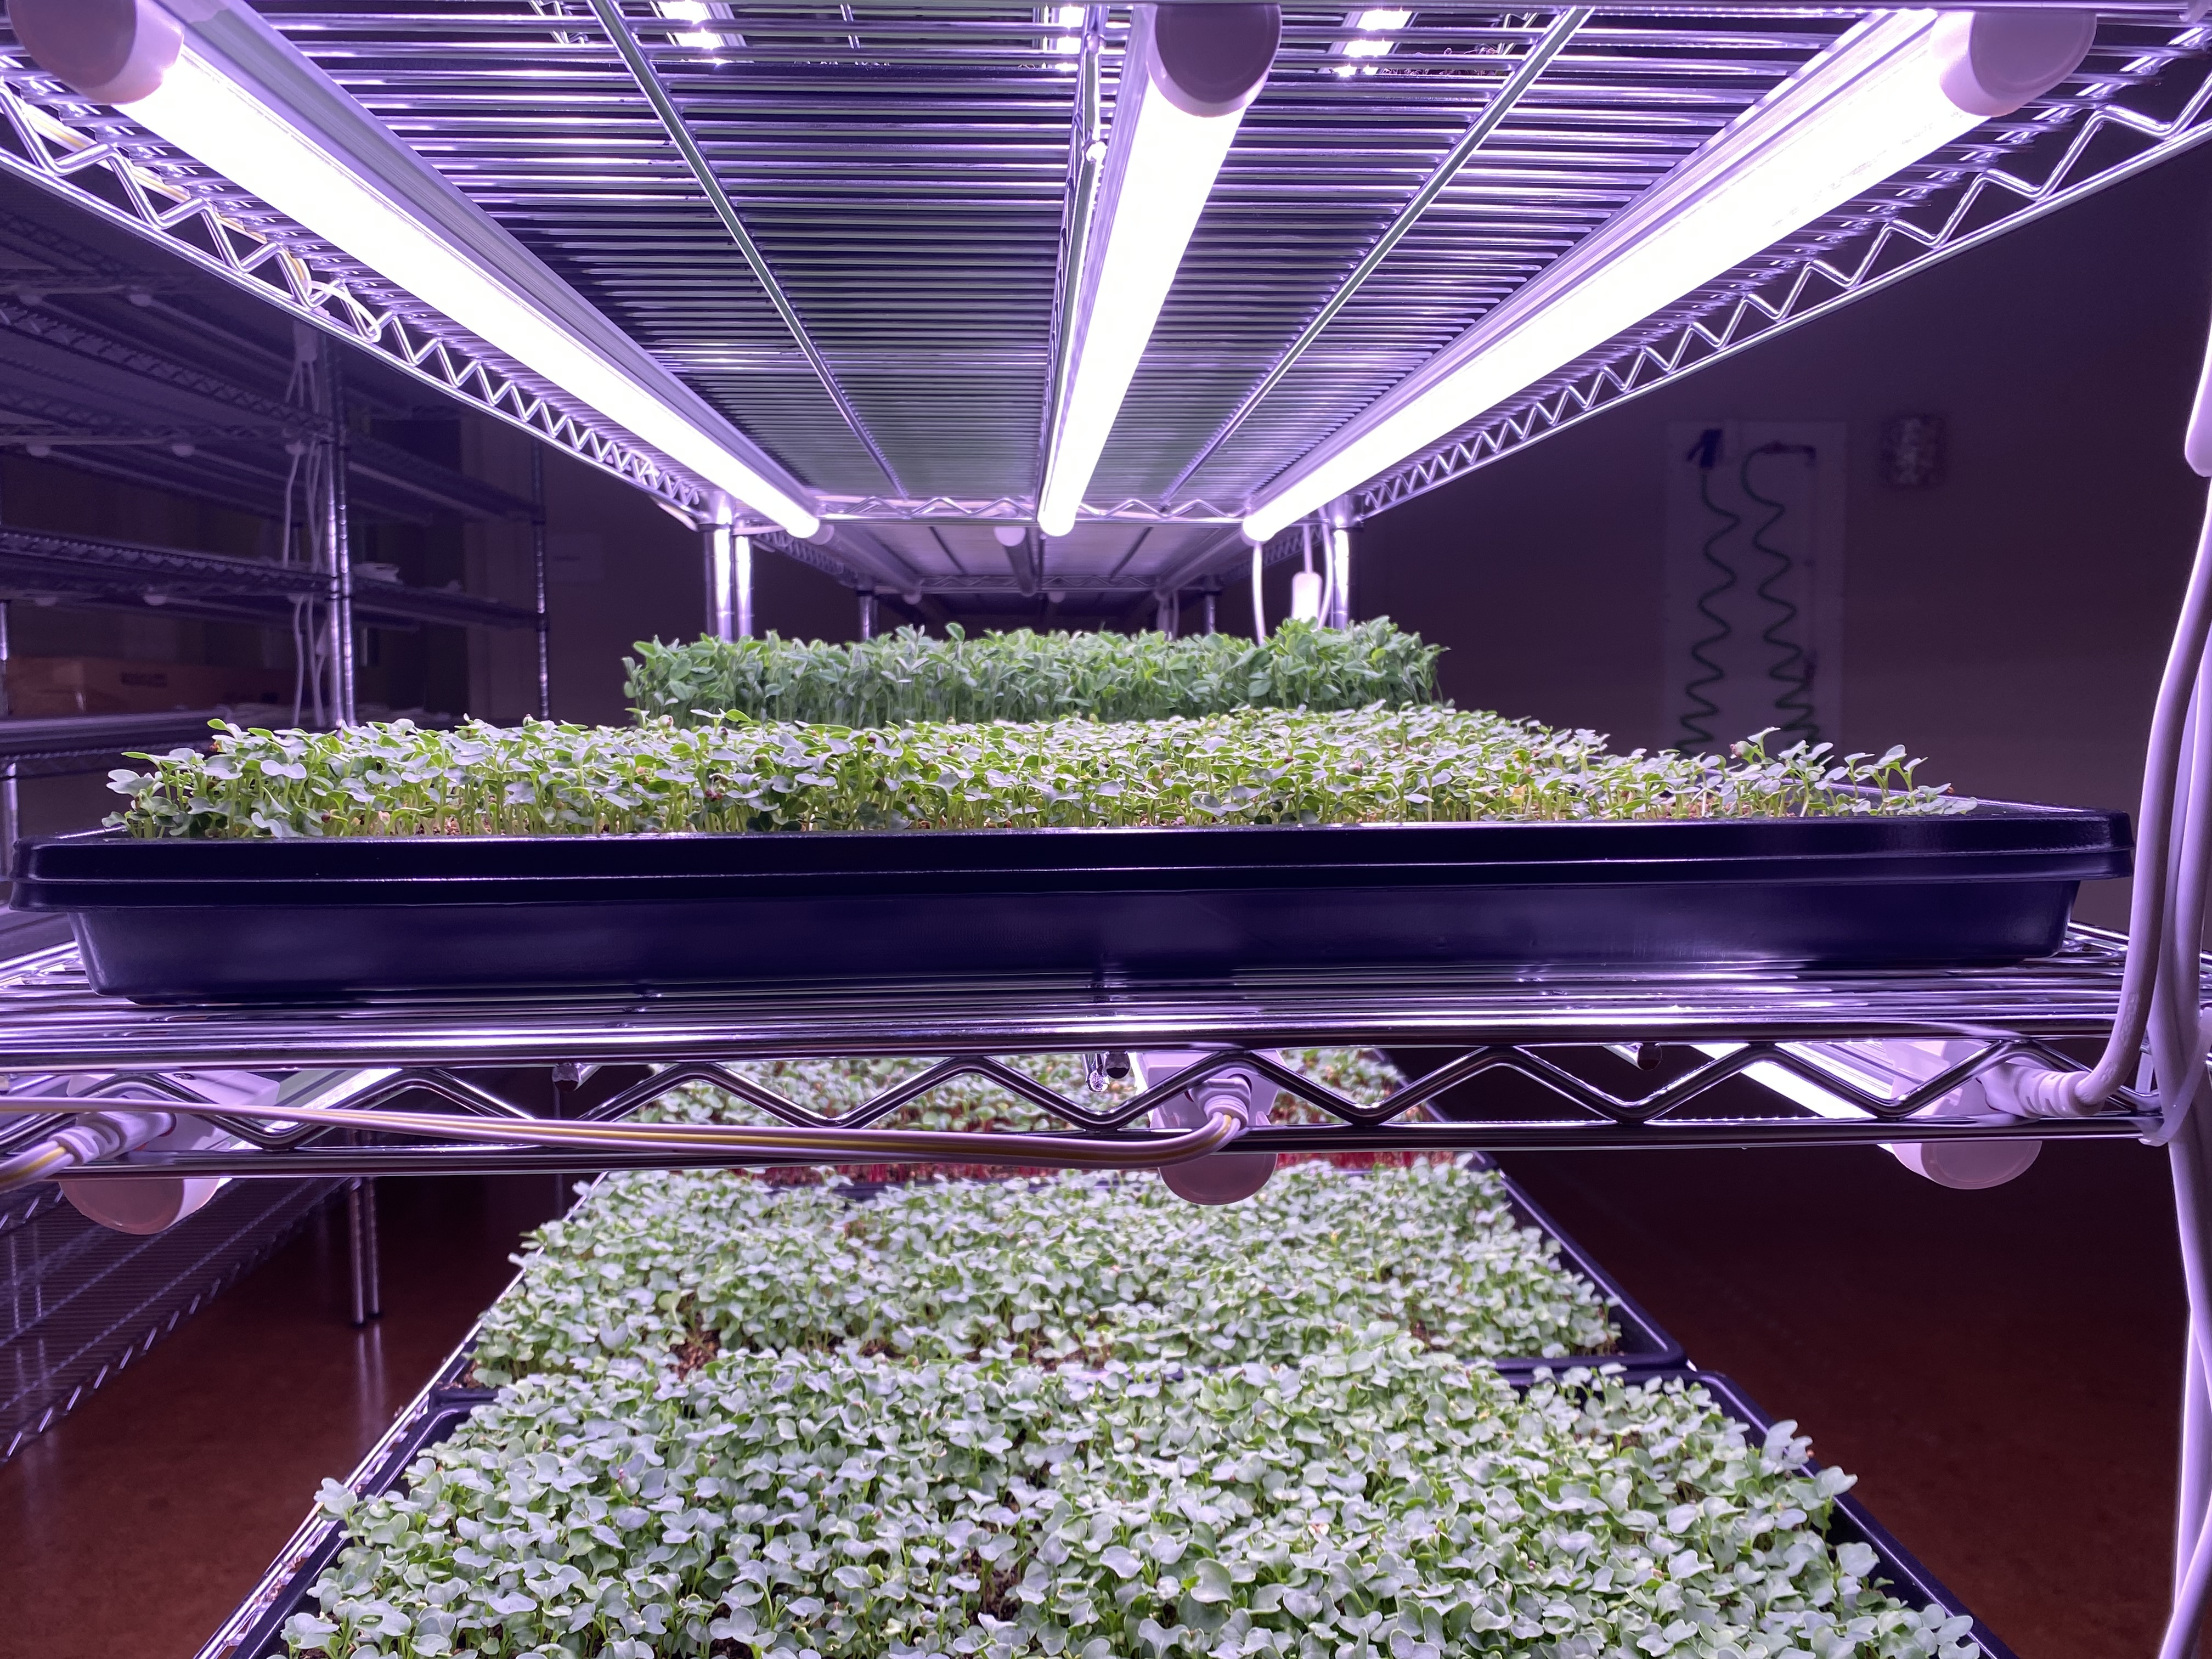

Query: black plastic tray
[[210, 1366, 2010, 1659], [212, 1393, 484, 1659], [1683, 1371, 2019, 1659], [1491, 1164, 1681, 1373], [14, 806, 2130, 1001]]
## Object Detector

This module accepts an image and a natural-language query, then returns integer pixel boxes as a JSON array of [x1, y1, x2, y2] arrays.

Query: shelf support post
[[531, 444, 550, 720], [345, 1176, 381, 1325], [736, 534, 753, 640], [1327, 495, 1354, 630], [706, 498, 746, 642], [321, 351, 356, 725], [0, 597, 16, 857]]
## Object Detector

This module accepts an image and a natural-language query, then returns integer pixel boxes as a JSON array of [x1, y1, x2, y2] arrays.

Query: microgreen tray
[[205, 1394, 482, 1659], [1488, 1164, 1682, 1373], [15, 803, 2131, 1002], [776, 1162, 1684, 1375], [204, 1367, 2010, 1659], [1686, 1372, 2019, 1659]]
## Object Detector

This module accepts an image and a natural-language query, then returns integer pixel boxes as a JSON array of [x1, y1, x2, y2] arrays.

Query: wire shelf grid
[[0, 926, 2159, 1179], [0, 4, 2198, 593]]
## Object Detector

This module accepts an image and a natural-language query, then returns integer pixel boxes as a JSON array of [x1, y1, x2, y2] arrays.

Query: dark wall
[[461, 422, 867, 727], [753, 537, 864, 648], [1355, 140, 2212, 894]]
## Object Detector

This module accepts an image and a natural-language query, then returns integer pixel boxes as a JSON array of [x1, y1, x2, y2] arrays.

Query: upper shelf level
[[0, 3, 2204, 599], [0, 523, 540, 633]]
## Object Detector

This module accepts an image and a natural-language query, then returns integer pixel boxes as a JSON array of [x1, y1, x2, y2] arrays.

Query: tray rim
[[21, 798, 2134, 863], [12, 801, 2134, 917], [1680, 1369, 2021, 1659]]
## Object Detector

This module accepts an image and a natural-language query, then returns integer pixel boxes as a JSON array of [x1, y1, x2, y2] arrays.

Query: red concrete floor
[[0, 1148, 2187, 1659], [0, 1174, 571, 1659], [1499, 1139, 2187, 1659]]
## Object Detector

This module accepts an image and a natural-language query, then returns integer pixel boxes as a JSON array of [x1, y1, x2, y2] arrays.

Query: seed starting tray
[[16, 805, 2131, 1002], [199, 1364, 2012, 1659]]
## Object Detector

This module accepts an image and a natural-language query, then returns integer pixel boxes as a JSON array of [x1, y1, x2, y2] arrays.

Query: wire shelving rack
[[0, 185, 552, 831], [0, 3, 2197, 1650]]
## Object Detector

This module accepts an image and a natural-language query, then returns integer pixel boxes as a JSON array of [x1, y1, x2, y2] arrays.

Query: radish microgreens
[[108, 709, 1960, 840], [624, 620, 1442, 729]]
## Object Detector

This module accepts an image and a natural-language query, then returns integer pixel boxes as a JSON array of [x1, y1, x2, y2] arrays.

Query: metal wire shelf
[[0, 924, 2153, 1182], [0, 4, 2199, 601], [0, 526, 538, 632], [0, 1171, 335, 1462]]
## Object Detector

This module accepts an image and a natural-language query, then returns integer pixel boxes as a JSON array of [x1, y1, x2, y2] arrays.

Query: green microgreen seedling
[[623, 620, 1442, 729], [106, 707, 1961, 840], [289, 1349, 1973, 1659], [466, 1157, 1618, 1387]]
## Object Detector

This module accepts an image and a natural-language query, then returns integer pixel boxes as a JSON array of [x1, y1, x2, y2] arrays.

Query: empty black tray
[[14, 804, 2130, 1002]]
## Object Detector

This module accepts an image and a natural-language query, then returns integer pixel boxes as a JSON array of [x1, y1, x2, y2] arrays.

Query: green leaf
[[1188, 1560, 1233, 1604]]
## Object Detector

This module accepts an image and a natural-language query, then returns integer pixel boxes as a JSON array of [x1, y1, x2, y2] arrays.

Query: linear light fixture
[[1241, 7, 2097, 543], [1036, 4, 1279, 538], [655, 1, 744, 54], [1044, 4, 1087, 66], [14, 0, 823, 540], [1331, 8, 1413, 78]]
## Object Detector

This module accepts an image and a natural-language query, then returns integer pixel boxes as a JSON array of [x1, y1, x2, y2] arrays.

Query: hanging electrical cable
[[280, 326, 336, 727], [1938, 305, 2212, 1658], [1992, 487, 2212, 1127], [1741, 441, 1820, 743], [2146, 636, 2212, 1659], [0, 1107, 178, 1194], [0, 1081, 1255, 1176], [2165, 1097, 2212, 1658], [278, 436, 308, 727], [1681, 427, 1735, 746]]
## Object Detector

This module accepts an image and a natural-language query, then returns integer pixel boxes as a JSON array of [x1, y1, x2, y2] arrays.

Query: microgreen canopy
[[623, 622, 1442, 729], [107, 709, 1960, 840], [467, 1159, 1617, 1387], [289, 1349, 1973, 1659]]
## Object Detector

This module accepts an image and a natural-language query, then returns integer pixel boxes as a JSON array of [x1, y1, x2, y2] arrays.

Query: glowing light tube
[[1241, 8, 2095, 543], [1037, 4, 1279, 538], [15, 0, 822, 538]]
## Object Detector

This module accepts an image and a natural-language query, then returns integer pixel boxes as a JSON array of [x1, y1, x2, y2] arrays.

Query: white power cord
[[1134, 1050, 1274, 1205], [2094, 316, 2212, 1659], [0, 1108, 174, 1192], [1921, 309, 2212, 1659], [2150, 663, 2212, 1141], [1993, 431, 2212, 1124], [0, 1086, 1252, 1175], [2165, 1104, 2212, 1659]]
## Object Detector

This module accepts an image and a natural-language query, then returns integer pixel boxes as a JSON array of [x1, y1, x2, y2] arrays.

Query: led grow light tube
[[1240, 7, 2096, 543], [1036, 4, 1279, 538], [12, 0, 822, 540], [1331, 7, 1412, 78]]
